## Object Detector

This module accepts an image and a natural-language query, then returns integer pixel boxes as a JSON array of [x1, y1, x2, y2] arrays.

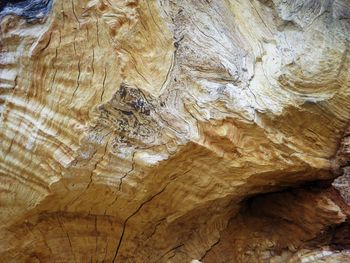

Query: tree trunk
[[0, 0, 350, 262]]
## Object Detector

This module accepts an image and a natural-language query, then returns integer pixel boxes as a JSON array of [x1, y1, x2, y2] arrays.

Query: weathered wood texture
[[0, 0, 350, 262]]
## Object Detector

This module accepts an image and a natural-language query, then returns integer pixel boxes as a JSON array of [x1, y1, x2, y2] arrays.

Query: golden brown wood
[[0, 0, 350, 262]]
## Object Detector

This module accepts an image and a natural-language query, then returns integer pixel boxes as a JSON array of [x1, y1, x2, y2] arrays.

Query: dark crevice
[[199, 173, 350, 262]]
